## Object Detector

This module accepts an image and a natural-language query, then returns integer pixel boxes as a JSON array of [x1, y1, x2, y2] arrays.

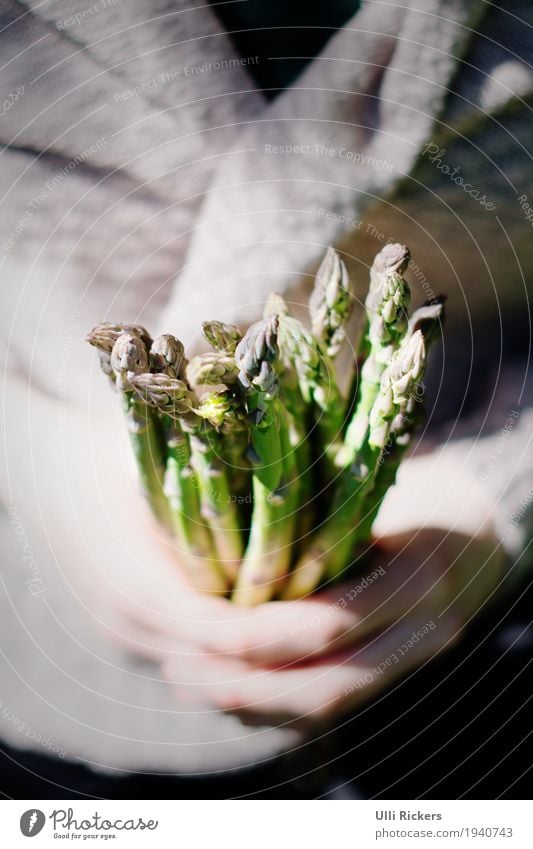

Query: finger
[[123, 581, 363, 666], [108, 610, 198, 664], [125, 565, 423, 668], [123, 530, 450, 667], [181, 613, 460, 723]]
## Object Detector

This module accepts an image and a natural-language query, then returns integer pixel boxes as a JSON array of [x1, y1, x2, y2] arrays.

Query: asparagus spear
[[86, 321, 152, 389], [196, 387, 251, 496], [357, 296, 445, 541], [186, 353, 239, 388], [107, 333, 172, 529], [87, 321, 153, 352], [232, 316, 299, 606], [338, 243, 411, 468], [185, 420, 244, 582], [202, 320, 242, 354], [264, 292, 289, 318], [130, 373, 227, 592], [147, 334, 243, 580], [150, 333, 187, 378], [407, 295, 447, 346], [267, 297, 345, 479], [309, 247, 352, 359], [263, 295, 315, 541], [282, 331, 427, 598]]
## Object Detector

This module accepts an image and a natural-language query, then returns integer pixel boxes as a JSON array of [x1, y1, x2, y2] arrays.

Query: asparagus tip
[[235, 314, 280, 394], [110, 333, 149, 392], [310, 246, 352, 357], [372, 242, 410, 277], [150, 333, 186, 378], [202, 320, 242, 353], [130, 372, 195, 418]]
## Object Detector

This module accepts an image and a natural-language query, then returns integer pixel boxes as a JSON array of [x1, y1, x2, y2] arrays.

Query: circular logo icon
[[20, 810, 46, 837]]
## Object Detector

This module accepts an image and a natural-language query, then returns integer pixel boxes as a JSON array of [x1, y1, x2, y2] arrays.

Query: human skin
[[107, 447, 507, 728]]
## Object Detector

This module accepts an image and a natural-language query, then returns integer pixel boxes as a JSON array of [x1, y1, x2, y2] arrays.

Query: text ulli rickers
[[376, 811, 442, 820]]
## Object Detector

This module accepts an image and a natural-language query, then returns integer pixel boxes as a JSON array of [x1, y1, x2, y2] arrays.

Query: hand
[[117, 448, 506, 728]]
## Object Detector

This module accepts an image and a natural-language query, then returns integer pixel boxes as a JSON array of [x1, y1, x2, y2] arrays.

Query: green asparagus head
[[235, 314, 280, 396], [368, 330, 426, 448], [195, 388, 245, 430], [407, 296, 446, 348], [150, 334, 186, 378], [202, 320, 242, 353], [309, 246, 352, 358], [264, 292, 290, 318], [97, 350, 115, 381], [110, 333, 149, 392], [371, 242, 410, 285], [385, 329, 426, 409], [86, 322, 152, 354], [390, 395, 424, 446], [130, 372, 196, 418], [277, 313, 324, 404], [367, 243, 411, 348], [187, 352, 239, 388]]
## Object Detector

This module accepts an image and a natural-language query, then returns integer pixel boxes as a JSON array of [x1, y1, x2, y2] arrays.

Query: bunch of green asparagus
[[87, 242, 444, 605]]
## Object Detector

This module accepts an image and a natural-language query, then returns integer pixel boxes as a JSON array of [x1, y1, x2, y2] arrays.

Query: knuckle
[[315, 616, 352, 653], [214, 690, 245, 711], [217, 631, 255, 660]]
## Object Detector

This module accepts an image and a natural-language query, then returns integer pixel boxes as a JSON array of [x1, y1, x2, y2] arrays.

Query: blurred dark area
[[211, 0, 361, 93]]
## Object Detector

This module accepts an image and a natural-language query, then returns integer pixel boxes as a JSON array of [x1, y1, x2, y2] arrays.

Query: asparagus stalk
[[196, 388, 251, 496], [185, 418, 244, 582], [130, 373, 227, 592], [309, 247, 352, 359], [338, 243, 411, 468], [232, 316, 299, 606], [263, 295, 315, 540], [356, 296, 445, 541], [175, 359, 245, 580], [266, 298, 345, 479], [151, 340, 244, 578], [356, 397, 422, 545], [282, 330, 427, 598], [106, 333, 172, 529]]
